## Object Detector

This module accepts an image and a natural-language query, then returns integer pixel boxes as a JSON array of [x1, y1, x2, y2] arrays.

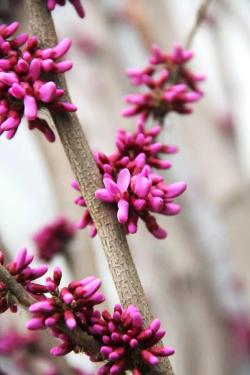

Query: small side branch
[[186, 0, 213, 48]]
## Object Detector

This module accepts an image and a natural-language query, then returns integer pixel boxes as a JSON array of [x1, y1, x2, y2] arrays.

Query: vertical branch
[[25, 1, 174, 374]]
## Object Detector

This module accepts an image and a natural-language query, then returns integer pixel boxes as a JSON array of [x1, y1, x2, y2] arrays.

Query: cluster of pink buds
[[0, 249, 174, 373], [33, 216, 76, 262], [90, 304, 174, 374], [72, 44, 204, 240], [122, 44, 204, 122], [73, 122, 186, 239], [0, 248, 48, 313], [95, 166, 186, 239], [46, 0, 85, 18], [27, 266, 105, 334], [114, 122, 177, 170], [0, 21, 76, 141]]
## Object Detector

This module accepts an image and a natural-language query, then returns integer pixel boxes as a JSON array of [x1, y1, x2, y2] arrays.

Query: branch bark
[[24, 1, 174, 374]]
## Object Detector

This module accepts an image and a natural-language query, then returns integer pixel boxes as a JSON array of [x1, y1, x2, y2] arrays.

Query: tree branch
[[24, 1, 174, 373], [186, 0, 213, 48]]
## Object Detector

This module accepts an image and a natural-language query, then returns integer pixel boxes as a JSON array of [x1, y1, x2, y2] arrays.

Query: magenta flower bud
[[50, 343, 71, 356], [26, 317, 45, 330], [149, 319, 161, 332], [80, 278, 102, 298], [31, 265, 48, 278], [130, 338, 138, 349], [24, 95, 38, 120], [29, 58, 42, 80], [61, 291, 74, 304], [152, 227, 167, 239], [163, 203, 181, 215], [52, 38, 72, 58], [54, 60, 73, 73], [166, 182, 187, 198], [101, 346, 113, 356], [0, 59, 11, 70], [0, 72, 18, 85], [109, 348, 125, 361], [39, 82, 57, 103], [53, 266, 62, 285], [150, 346, 175, 356], [141, 350, 159, 365], [29, 300, 54, 313], [117, 199, 129, 224], [46, 278, 57, 292], [134, 176, 151, 198], [64, 310, 77, 330], [9, 83, 25, 99], [14, 248, 29, 271]]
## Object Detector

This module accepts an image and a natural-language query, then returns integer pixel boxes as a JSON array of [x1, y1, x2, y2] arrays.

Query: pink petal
[[24, 95, 38, 120], [117, 199, 129, 224], [134, 176, 151, 198], [95, 188, 115, 202], [39, 82, 57, 103], [117, 168, 130, 193], [103, 178, 120, 197], [166, 182, 187, 198]]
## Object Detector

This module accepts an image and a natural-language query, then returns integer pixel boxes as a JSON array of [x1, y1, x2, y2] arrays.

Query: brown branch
[[0, 263, 102, 358], [24, 1, 174, 374], [185, 0, 213, 48]]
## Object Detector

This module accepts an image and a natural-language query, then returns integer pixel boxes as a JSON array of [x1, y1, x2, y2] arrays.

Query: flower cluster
[[91, 304, 174, 374], [0, 248, 48, 313], [73, 121, 186, 239], [0, 249, 173, 373], [46, 0, 85, 18], [96, 166, 186, 239], [72, 44, 204, 240], [27, 267, 104, 335], [122, 44, 204, 122], [0, 21, 76, 141], [33, 216, 76, 262]]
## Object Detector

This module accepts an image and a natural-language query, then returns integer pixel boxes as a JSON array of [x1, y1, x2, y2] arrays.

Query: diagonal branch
[[24, 1, 174, 374], [186, 0, 213, 48]]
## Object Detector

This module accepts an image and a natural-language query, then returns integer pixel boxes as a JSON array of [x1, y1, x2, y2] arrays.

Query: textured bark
[[25, 1, 174, 374]]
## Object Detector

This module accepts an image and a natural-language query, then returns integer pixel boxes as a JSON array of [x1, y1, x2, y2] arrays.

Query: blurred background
[[0, 0, 250, 374]]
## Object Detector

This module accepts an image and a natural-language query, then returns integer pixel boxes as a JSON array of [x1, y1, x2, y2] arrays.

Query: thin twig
[[0, 264, 102, 358], [24, 1, 174, 374], [185, 0, 213, 48]]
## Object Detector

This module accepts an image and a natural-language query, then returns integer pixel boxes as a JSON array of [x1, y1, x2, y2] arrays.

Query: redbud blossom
[[0, 22, 76, 141], [0, 248, 48, 313], [90, 304, 174, 374], [123, 44, 204, 122], [27, 267, 105, 333], [33, 216, 75, 262]]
